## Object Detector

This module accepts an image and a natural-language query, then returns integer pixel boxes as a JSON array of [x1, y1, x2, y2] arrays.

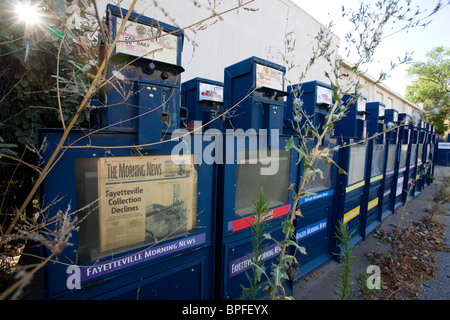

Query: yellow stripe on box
[[346, 180, 365, 193], [370, 175, 383, 183], [368, 197, 379, 211], [344, 206, 360, 224]]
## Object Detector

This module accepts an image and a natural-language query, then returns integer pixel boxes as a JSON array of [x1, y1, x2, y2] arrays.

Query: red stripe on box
[[232, 204, 291, 232]]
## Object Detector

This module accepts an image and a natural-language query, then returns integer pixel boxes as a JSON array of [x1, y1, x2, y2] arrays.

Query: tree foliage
[[0, 0, 98, 241], [406, 46, 450, 134], [0, 0, 96, 147]]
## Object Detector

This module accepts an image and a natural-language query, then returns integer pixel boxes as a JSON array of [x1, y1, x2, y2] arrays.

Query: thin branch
[[0, 72, 26, 106], [0, 36, 26, 45], [92, 0, 108, 48], [56, 39, 66, 131], [0, 253, 56, 300], [0, 153, 41, 172]]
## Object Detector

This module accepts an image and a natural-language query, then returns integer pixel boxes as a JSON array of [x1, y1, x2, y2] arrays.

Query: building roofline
[[339, 58, 421, 112]]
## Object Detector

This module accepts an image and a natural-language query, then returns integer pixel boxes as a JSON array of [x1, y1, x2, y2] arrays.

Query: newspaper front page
[[97, 155, 197, 253]]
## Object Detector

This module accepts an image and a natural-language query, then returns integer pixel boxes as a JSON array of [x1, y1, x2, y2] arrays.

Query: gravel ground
[[415, 210, 450, 300]]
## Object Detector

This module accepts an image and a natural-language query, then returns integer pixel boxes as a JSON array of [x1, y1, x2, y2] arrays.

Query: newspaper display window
[[410, 145, 417, 167], [386, 144, 397, 173], [371, 143, 385, 178], [304, 146, 335, 193], [348, 145, 367, 186], [76, 155, 197, 263], [399, 144, 408, 168], [417, 144, 423, 166], [234, 149, 290, 217]]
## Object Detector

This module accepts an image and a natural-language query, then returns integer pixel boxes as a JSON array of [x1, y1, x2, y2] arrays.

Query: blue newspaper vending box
[[428, 125, 437, 184], [362, 101, 387, 236], [436, 124, 450, 166], [223, 56, 289, 144], [424, 123, 434, 179], [284, 81, 339, 279], [38, 5, 215, 300], [402, 115, 418, 203], [414, 120, 427, 195], [96, 6, 185, 149], [381, 108, 399, 219], [181, 77, 224, 130], [392, 113, 411, 210], [423, 123, 433, 186], [216, 57, 298, 299], [331, 93, 368, 250], [436, 141, 450, 166]]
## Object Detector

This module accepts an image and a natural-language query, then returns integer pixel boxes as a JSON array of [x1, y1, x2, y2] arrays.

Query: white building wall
[[96, 0, 340, 85], [96, 0, 418, 114]]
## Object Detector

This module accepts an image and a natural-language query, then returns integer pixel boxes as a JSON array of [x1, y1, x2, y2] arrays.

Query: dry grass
[[362, 174, 449, 300], [364, 217, 445, 299]]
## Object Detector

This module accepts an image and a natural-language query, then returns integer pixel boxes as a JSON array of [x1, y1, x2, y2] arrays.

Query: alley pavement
[[293, 165, 450, 300]]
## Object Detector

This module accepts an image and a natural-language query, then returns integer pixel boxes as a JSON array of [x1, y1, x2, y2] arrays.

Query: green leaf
[[285, 137, 299, 152], [21, 79, 29, 88], [53, 0, 67, 18], [313, 168, 324, 179], [280, 239, 307, 256], [0, 148, 18, 157], [51, 75, 69, 83], [297, 245, 307, 256], [262, 233, 273, 240], [299, 191, 317, 198], [75, 111, 86, 125], [304, 162, 315, 172], [249, 261, 267, 282], [0, 143, 18, 148], [81, 64, 91, 73], [282, 220, 295, 237], [271, 265, 288, 286]]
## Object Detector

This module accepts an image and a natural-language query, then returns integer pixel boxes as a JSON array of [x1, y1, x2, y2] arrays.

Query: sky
[[291, 0, 450, 96]]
